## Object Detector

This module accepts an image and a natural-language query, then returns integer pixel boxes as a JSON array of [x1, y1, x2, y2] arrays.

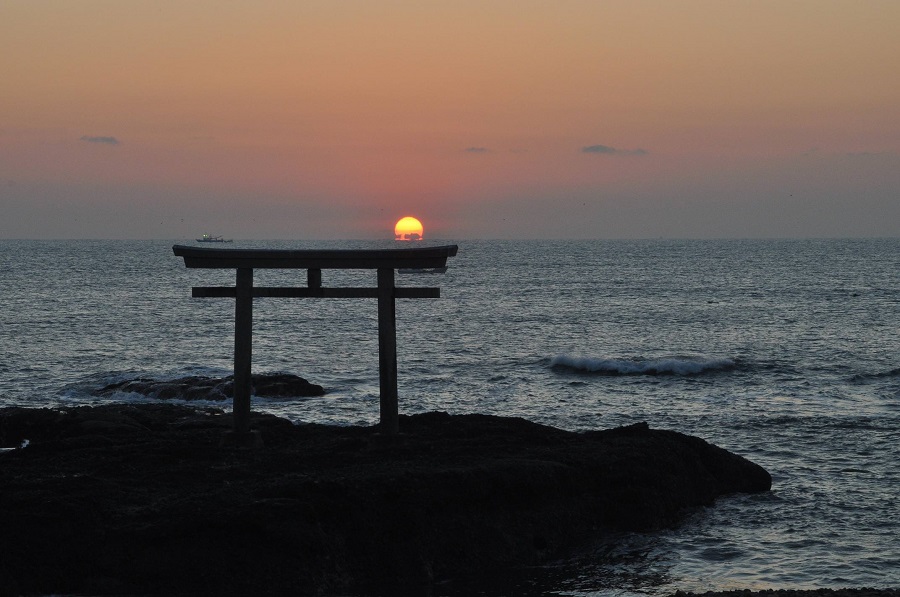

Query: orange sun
[[394, 216, 424, 240]]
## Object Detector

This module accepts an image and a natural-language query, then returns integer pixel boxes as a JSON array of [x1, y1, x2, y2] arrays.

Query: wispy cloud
[[802, 148, 896, 159], [80, 135, 120, 145], [846, 151, 893, 158], [464, 146, 490, 153], [582, 144, 647, 156], [582, 144, 616, 154]]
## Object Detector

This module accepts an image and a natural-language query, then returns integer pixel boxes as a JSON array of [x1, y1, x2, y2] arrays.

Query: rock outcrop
[[92, 372, 325, 400], [0, 404, 770, 596]]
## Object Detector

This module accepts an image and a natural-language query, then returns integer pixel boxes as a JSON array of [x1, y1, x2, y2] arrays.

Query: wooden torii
[[172, 244, 458, 440]]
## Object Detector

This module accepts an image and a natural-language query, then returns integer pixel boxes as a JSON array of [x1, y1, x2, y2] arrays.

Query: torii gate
[[172, 244, 458, 440]]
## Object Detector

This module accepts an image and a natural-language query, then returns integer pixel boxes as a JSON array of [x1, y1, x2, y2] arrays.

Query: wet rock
[[92, 372, 326, 401], [1, 404, 770, 596]]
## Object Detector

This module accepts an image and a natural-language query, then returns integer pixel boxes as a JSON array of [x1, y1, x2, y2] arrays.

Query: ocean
[[1, 238, 898, 595]]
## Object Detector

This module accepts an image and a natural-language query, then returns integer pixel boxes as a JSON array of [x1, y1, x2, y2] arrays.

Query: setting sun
[[394, 216, 424, 241]]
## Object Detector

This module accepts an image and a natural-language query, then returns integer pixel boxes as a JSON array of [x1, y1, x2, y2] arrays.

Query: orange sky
[[2, 1, 899, 238]]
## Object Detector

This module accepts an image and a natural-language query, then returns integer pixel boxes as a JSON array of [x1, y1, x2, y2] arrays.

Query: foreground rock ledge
[[0, 404, 770, 596]]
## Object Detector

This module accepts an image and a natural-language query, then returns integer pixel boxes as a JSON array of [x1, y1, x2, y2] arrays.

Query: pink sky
[[2, 1, 899, 239]]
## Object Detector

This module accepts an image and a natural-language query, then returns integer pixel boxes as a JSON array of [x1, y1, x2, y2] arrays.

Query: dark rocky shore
[[0, 402, 775, 596]]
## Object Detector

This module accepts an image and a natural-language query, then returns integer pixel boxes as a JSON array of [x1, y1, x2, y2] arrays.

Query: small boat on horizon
[[196, 234, 233, 243]]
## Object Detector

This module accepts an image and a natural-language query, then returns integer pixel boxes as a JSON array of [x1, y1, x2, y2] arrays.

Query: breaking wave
[[550, 354, 737, 376]]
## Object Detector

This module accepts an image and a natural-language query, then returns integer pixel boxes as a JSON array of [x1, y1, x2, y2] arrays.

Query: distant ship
[[196, 234, 233, 243]]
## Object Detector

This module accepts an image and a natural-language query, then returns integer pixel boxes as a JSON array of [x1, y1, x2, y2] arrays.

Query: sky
[[2, 1, 899, 240]]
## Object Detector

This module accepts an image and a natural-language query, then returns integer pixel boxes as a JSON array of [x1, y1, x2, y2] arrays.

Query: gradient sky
[[2, 1, 899, 239]]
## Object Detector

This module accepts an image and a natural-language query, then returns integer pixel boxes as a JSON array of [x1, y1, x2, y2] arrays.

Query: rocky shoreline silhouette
[[2, 401, 776, 595]]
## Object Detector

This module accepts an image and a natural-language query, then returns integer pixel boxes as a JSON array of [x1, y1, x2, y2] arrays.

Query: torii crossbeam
[[172, 244, 458, 439]]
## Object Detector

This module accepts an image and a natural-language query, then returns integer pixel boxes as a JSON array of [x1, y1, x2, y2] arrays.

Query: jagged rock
[[92, 372, 325, 401], [0, 404, 771, 597]]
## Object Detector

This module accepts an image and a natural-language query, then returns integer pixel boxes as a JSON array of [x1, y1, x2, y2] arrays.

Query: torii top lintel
[[172, 244, 459, 270]]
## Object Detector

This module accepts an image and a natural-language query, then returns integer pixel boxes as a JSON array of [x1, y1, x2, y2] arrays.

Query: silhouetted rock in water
[[0, 405, 770, 596], [93, 372, 325, 400]]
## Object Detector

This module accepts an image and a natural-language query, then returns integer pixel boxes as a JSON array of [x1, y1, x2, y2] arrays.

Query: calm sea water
[[1, 238, 899, 595]]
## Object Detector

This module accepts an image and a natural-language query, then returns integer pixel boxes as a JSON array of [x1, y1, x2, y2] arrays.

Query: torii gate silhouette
[[173, 244, 458, 442]]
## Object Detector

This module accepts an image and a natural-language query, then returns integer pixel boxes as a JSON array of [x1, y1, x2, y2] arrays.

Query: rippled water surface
[[2, 238, 899, 594]]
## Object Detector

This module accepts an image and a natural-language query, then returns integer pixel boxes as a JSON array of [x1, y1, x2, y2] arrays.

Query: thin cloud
[[582, 144, 616, 154], [846, 151, 893, 158], [582, 144, 647, 156], [464, 147, 490, 153], [802, 148, 896, 159], [80, 135, 120, 145]]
